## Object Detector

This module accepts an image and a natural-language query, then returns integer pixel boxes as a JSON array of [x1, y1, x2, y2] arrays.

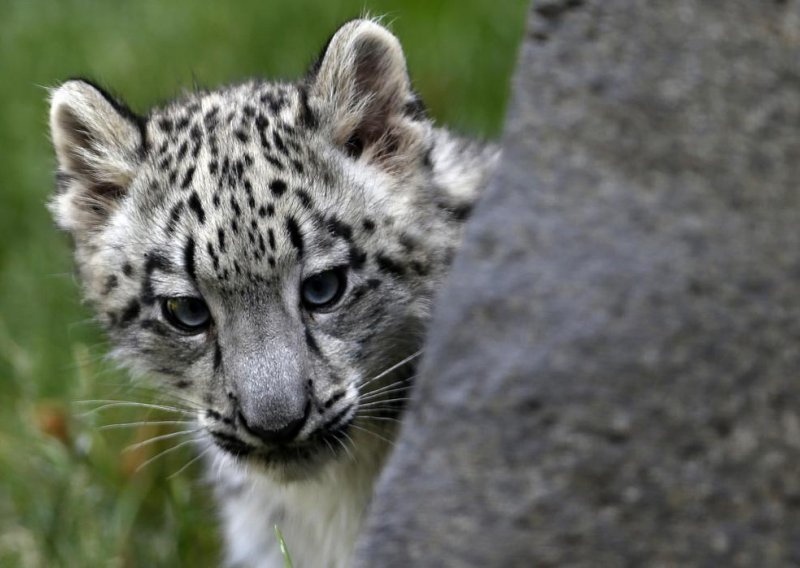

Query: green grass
[[0, 0, 526, 565]]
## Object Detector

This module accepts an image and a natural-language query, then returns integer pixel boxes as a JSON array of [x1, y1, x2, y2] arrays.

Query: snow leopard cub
[[49, 19, 497, 568]]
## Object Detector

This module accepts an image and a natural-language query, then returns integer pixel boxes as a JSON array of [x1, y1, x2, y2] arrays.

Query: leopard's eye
[[162, 297, 211, 333], [301, 268, 346, 309]]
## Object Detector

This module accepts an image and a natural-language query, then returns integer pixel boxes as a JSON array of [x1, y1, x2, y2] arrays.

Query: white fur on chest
[[208, 432, 389, 568]]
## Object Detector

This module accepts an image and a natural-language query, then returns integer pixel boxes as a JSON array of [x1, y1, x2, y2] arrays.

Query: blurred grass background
[[0, 0, 527, 565]]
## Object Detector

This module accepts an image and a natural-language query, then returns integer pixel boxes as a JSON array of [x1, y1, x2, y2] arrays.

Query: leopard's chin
[[216, 424, 354, 483]]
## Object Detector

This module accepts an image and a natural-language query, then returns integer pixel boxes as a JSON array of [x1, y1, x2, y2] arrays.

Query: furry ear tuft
[[49, 79, 144, 234], [308, 19, 426, 167]]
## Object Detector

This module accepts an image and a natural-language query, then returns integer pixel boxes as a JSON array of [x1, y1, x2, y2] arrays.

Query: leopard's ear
[[308, 19, 426, 166], [49, 79, 145, 234]]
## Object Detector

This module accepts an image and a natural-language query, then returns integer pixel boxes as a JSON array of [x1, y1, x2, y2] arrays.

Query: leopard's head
[[49, 20, 467, 480]]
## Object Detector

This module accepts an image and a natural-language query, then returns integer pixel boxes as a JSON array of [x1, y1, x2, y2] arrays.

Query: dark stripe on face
[[324, 390, 346, 409], [305, 328, 320, 355], [286, 217, 304, 258], [214, 343, 222, 371], [142, 251, 172, 305], [184, 237, 197, 283], [140, 318, 171, 336]]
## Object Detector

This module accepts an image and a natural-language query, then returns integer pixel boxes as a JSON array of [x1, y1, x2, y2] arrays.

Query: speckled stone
[[355, 1, 800, 565]]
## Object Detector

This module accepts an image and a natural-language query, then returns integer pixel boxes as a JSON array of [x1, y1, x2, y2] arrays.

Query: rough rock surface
[[355, 0, 800, 566]]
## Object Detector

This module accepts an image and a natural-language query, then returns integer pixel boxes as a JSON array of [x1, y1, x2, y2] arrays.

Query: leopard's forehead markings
[[134, 81, 361, 289]]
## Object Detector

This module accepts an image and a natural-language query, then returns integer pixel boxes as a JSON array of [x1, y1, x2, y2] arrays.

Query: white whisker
[[124, 428, 201, 453], [134, 438, 201, 473], [99, 420, 196, 431], [334, 433, 355, 462], [356, 414, 402, 424], [168, 445, 213, 479], [358, 381, 413, 402], [358, 397, 411, 409], [358, 350, 422, 392], [75, 399, 195, 417], [349, 423, 395, 447]]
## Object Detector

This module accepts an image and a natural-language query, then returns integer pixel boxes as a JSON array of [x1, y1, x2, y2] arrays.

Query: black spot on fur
[[326, 217, 353, 241], [166, 201, 184, 234], [264, 154, 284, 170], [102, 274, 118, 295], [217, 228, 226, 252], [122, 263, 134, 277], [410, 260, 430, 276], [270, 179, 287, 197], [255, 114, 270, 148], [184, 238, 197, 283], [349, 246, 367, 269], [268, 228, 276, 251], [157, 117, 173, 133], [344, 133, 364, 159], [120, 299, 141, 326], [188, 192, 205, 224], [298, 84, 318, 129], [398, 234, 417, 252], [376, 254, 405, 277], [230, 196, 241, 218], [362, 218, 376, 233], [145, 251, 171, 274], [177, 141, 188, 160], [207, 242, 219, 270], [272, 130, 288, 155], [181, 165, 196, 189], [296, 189, 313, 208], [286, 217, 304, 258]]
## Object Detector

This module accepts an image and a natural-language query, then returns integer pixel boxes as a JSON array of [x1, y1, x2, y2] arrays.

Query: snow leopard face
[[49, 20, 484, 481]]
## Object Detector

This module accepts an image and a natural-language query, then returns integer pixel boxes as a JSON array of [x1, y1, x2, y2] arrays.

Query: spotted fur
[[49, 19, 497, 568]]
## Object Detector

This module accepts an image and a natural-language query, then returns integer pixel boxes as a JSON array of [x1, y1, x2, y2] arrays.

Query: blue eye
[[162, 297, 211, 332], [301, 269, 346, 309]]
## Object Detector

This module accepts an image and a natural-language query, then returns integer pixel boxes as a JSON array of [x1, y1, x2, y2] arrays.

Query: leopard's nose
[[236, 401, 310, 446]]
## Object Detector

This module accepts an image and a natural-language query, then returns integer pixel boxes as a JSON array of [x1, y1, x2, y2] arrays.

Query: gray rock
[[355, 0, 800, 566]]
